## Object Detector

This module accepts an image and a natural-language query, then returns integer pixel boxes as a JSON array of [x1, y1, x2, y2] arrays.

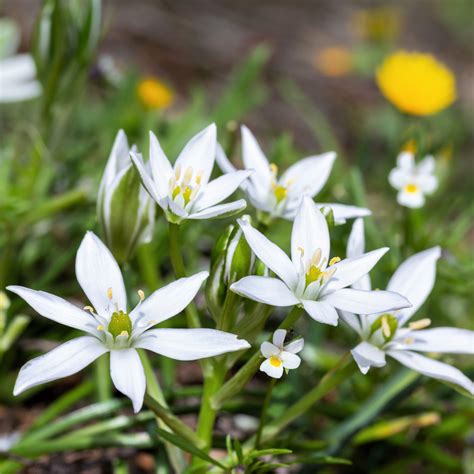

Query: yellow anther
[[183, 166, 193, 184], [172, 185, 181, 200], [174, 164, 182, 181], [269, 163, 278, 176], [285, 178, 295, 187], [404, 337, 414, 345], [381, 315, 391, 338], [329, 256, 341, 266], [323, 267, 337, 281], [312, 248, 322, 266], [119, 330, 129, 337], [182, 186, 193, 205], [147, 319, 157, 326], [273, 185, 287, 203], [83, 305, 95, 313], [97, 325, 104, 331], [195, 170, 203, 185], [107, 288, 113, 300], [297, 246, 305, 256], [404, 183, 419, 194], [408, 318, 431, 330], [138, 289, 145, 301], [269, 355, 282, 367]]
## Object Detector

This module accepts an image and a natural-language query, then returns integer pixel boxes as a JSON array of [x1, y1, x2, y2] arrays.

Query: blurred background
[[0, 0, 473, 473]]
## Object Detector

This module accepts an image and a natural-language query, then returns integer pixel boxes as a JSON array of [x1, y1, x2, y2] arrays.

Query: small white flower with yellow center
[[341, 219, 474, 394], [231, 196, 410, 326], [130, 124, 252, 224], [7, 232, 250, 412], [260, 329, 304, 378], [388, 151, 438, 208], [216, 125, 370, 223]]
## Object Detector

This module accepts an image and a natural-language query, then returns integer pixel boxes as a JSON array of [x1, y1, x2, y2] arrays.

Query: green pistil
[[305, 265, 323, 287], [182, 186, 192, 205], [370, 313, 398, 342], [108, 310, 132, 339]]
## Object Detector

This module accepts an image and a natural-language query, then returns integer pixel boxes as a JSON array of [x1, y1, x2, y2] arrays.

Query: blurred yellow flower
[[376, 51, 456, 116], [314, 47, 352, 77], [137, 78, 174, 109], [353, 7, 401, 42]]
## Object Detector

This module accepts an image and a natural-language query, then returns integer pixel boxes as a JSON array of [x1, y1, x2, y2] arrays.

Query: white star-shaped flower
[[231, 196, 410, 326], [8, 232, 250, 412], [341, 219, 474, 394], [130, 124, 252, 223], [260, 329, 304, 378], [388, 151, 438, 208], [217, 125, 370, 223]]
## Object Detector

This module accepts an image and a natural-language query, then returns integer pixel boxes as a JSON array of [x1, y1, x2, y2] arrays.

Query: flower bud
[[205, 216, 254, 320], [97, 130, 155, 263]]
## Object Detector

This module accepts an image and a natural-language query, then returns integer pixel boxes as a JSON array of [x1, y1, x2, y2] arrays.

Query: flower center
[[273, 184, 287, 203], [108, 310, 132, 339], [302, 248, 339, 288], [269, 355, 282, 367], [169, 165, 203, 206], [269, 163, 294, 205], [404, 183, 419, 194]]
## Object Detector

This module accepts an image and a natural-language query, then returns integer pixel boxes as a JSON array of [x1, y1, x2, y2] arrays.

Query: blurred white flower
[[341, 219, 474, 394], [8, 232, 250, 412], [131, 124, 252, 224], [98, 130, 155, 263], [0, 18, 41, 103], [231, 196, 410, 326], [217, 125, 370, 223], [260, 329, 303, 378], [388, 152, 438, 208]]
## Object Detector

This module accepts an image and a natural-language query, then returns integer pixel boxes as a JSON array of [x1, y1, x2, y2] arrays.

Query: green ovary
[[108, 310, 132, 339], [305, 265, 323, 287]]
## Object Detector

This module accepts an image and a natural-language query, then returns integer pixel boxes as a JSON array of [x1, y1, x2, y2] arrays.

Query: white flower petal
[[135, 328, 250, 360], [216, 143, 238, 174], [187, 199, 246, 220], [322, 289, 411, 315], [324, 248, 388, 293], [397, 189, 425, 208], [351, 342, 386, 375], [272, 329, 287, 348], [291, 196, 330, 266], [280, 351, 301, 369], [0, 80, 41, 102], [261, 341, 280, 358], [339, 310, 363, 335], [417, 174, 438, 194], [281, 152, 336, 198], [230, 276, 299, 306], [387, 247, 441, 326], [285, 338, 304, 354], [396, 151, 415, 170], [239, 220, 298, 289], [388, 350, 474, 395], [76, 231, 127, 318], [174, 124, 216, 185], [193, 170, 252, 211], [347, 218, 365, 258], [388, 167, 409, 190], [417, 155, 435, 174], [396, 328, 474, 354], [7, 286, 98, 335], [14, 337, 107, 396], [110, 349, 146, 413], [130, 151, 161, 204], [260, 358, 284, 378], [130, 272, 208, 326], [301, 300, 339, 326], [318, 203, 372, 224], [0, 54, 36, 82], [241, 125, 271, 190], [149, 131, 174, 199]]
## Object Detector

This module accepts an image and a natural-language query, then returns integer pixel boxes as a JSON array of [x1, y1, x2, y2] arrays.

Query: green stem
[[219, 286, 238, 332], [94, 354, 112, 402], [254, 352, 355, 445], [140, 351, 187, 472], [255, 378, 276, 449], [168, 222, 201, 328]]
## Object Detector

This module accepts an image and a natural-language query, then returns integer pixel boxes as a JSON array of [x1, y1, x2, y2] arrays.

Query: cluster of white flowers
[[7, 123, 473, 414]]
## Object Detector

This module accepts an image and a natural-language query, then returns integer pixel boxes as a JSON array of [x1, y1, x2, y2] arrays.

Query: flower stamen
[[269, 355, 282, 367], [408, 318, 431, 330]]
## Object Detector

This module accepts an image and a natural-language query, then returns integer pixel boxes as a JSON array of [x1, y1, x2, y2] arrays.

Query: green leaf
[[155, 428, 226, 470]]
